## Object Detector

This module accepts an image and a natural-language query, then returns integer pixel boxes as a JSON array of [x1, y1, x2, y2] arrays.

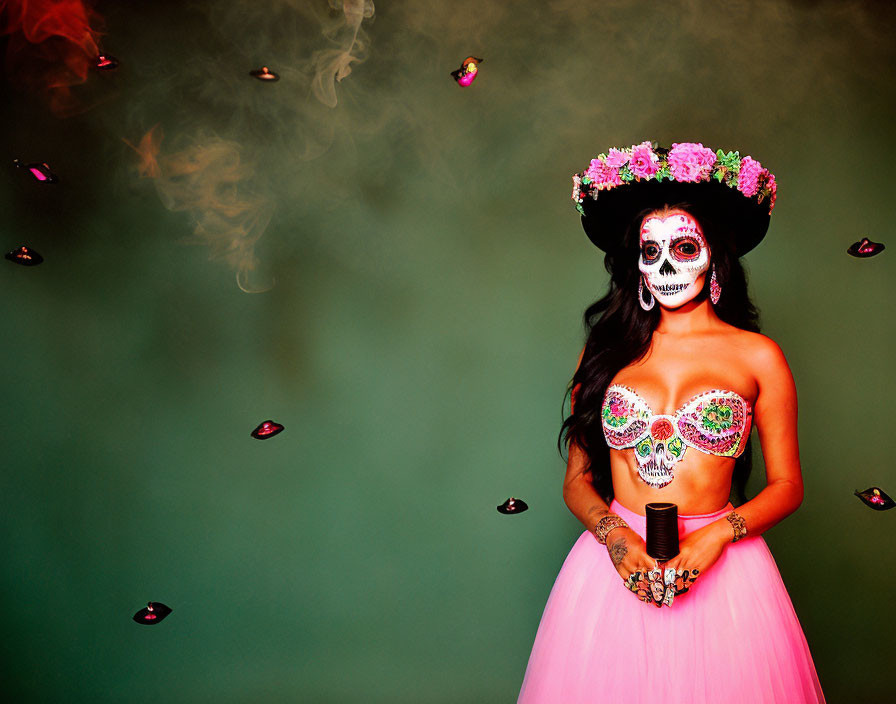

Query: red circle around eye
[[651, 419, 673, 440], [674, 240, 700, 259]]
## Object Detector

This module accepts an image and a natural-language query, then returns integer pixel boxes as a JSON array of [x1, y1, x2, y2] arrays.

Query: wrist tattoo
[[609, 537, 628, 566], [726, 511, 748, 542]]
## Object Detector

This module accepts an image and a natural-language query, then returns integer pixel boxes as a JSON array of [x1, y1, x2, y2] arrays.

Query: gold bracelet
[[594, 514, 629, 545], [725, 511, 748, 542]]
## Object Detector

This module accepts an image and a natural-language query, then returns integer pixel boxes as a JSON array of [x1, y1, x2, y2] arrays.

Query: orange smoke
[[125, 123, 163, 179], [125, 126, 275, 291]]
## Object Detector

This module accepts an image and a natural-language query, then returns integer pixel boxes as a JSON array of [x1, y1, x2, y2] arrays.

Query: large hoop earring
[[710, 265, 721, 305], [639, 275, 655, 311]]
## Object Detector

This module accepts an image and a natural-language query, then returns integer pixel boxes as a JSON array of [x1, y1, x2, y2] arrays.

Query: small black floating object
[[250, 66, 279, 82], [95, 54, 119, 70], [13, 159, 58, 183], [133, 602, 172, 625], [847, 237, 885, 258], [251, 420, 284, 439], [5, 245, 43, 266], [497, 497, 528, 514], [451, 56, 482, 87], [855, 486, 895, 511]]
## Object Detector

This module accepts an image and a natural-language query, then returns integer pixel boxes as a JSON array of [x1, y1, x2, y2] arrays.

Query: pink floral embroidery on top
[[609, 397, 631, 417]]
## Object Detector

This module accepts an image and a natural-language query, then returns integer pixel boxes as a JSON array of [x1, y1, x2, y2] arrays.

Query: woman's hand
[[662, 521, 731, 591], [604, 526, 654, 583]]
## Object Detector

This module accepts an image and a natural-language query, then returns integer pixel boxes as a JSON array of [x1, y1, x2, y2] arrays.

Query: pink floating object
[[847, 237, 885, 258], [855, 486, 894, 511], [251, 420, 284, 439], [13, 159, 58, 183], [451, 56, 482, 86], [133, 602, 172, 625], [96, 54, 119, 70]]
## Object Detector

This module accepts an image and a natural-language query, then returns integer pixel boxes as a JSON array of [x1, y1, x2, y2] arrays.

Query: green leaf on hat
[[716, 150, 741, 174], [654, 166, 671, 182]]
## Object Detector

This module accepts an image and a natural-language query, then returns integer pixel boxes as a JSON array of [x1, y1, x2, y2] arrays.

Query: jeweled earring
[[710, 265, 721, 305], [639, 275, 655, 311]]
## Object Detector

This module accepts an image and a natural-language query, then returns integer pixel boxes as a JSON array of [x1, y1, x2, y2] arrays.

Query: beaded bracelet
[[725, 511, 748, 542], [594, 514, 629, 544]]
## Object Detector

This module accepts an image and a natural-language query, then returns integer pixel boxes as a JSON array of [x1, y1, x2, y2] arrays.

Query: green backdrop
[[2, 1, 893, 702]]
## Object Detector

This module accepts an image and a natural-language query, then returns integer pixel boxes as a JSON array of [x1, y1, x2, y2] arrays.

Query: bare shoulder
[[737, 329, 786, 359], [732, 330, 793, 384]]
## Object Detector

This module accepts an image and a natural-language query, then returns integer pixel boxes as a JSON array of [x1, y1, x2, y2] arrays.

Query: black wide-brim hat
[[573, 142, 776, 257]]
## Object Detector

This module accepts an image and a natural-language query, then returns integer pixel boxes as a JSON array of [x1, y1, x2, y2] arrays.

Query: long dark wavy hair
[[558, 199, 761, 506]]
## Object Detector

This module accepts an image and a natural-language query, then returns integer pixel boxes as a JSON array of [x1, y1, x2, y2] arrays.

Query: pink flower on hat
[[605, 148, 629, 169], [585, 157, 623, 190], [737, 156, 764, 197], [629, 142, 659, 179], [668, 142, 717, 182]]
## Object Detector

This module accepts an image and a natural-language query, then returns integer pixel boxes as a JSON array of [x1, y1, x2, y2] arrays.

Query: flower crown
[[572, 141, 777, 216]]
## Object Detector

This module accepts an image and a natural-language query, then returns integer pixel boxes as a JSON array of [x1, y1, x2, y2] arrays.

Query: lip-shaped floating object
[[5, 245, 43, 266], [497, 497, 528, 514], [96, 54, 119, 70], [451, 56, 482, 87], [133, 602, 172, 625], [14, 159, 58, 183], [855, 486, 895, 511], [250, 66, 279, 82], [847, 237, 885, 258], [251, 420, 284, 439]]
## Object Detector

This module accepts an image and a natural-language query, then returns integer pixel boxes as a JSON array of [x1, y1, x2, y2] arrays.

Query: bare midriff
[[605, 325, 759, 516]]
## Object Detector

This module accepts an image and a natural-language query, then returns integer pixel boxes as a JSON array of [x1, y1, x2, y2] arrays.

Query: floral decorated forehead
[[572, 141, 777, 256]]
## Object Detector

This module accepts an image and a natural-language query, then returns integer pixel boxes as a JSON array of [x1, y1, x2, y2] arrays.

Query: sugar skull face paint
[[639, 212, 710, 308]]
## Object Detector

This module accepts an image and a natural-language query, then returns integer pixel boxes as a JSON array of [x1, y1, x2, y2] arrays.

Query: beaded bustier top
[[601, 384, 753, 460]]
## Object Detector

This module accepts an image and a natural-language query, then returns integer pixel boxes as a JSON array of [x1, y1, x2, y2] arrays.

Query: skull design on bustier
[[602, 385, 752, 489], [602, 390, 688, 488], [632, 416, 686, 488], [639, 212, 710, 309]]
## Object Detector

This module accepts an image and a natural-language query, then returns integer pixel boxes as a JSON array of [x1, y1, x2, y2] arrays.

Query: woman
[[517, 142, 825, 703]]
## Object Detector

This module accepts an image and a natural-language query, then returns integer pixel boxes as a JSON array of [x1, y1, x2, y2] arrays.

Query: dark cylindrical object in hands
[[645, 502, 679, 561]]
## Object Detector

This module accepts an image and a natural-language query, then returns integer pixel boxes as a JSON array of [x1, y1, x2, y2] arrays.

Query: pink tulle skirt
[[518, 499, 826, 703]]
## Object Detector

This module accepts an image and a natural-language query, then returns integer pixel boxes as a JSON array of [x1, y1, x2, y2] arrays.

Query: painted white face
[[639, 212, 710, 308]]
